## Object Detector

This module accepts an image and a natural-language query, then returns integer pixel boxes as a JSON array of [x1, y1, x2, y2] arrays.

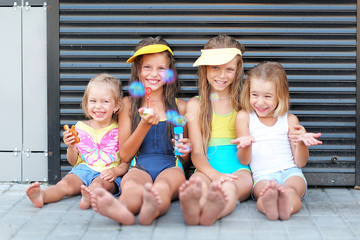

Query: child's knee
[[57, 179, 79, 194], [122, 180, 143, 193], [154, 181, 171, 193], [88, 180, 104, 190]]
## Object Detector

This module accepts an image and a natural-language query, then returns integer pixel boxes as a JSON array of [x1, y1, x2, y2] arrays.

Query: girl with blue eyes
[[179, 34, 253, 225], [91, 36, 191, 225]]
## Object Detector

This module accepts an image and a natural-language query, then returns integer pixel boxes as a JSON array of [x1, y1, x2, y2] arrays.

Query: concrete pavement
[[1, 183, 360, 240]]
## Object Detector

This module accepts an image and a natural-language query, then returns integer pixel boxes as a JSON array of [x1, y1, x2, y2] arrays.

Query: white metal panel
[[22, 152, 48, 181], [0, 7, 22, 151], [22, 7, 48, 181], [23, 7, 47, 151], [0, 152, 21, 181]]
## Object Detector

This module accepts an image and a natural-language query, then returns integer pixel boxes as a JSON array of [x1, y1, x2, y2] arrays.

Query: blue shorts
[[252, 167, 307, 199], [68, 164, 122, 197]]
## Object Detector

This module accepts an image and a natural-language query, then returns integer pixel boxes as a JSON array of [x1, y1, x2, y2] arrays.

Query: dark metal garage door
[[54, 0, 358, 186]]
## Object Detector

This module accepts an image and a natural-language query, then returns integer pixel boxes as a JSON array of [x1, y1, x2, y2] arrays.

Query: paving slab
[[0, 183, 359, 240]]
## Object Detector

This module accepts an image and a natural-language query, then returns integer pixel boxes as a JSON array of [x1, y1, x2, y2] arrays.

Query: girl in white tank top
[[231, 62, 322, 221]]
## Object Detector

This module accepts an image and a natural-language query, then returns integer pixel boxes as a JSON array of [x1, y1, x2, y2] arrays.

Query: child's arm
[[187, 98, 237, 183], [289, 124, 306, 146], [117, 97, 158, 163], [288, 114, 322, 168], [230, 110, 253, 165], [100, 162, 130, 182], [63, 128, 79, 165]]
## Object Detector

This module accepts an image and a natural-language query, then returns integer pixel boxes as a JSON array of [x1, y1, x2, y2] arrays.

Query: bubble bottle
[[174, 115, 186, 155]]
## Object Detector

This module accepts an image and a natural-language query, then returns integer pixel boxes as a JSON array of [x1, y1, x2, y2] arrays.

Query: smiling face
[[87, 82, 119, 128], [139, 53, 169, 92], [206, 56, 238, 94], [249, 77, 278, 119]]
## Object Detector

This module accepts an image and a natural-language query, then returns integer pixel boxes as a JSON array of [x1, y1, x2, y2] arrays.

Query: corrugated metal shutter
[[59, 0, 357, 186]]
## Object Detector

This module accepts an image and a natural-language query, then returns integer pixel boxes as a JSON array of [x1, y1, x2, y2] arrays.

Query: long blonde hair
[[197, 34, 245, 154], [241, 61, 289, 117]]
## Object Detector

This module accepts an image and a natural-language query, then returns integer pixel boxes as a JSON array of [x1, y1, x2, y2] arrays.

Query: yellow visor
[[126, 44, 174, 63], [193, 48, 242, 66]]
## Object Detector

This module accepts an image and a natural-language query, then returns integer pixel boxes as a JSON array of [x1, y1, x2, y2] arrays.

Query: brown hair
[[128, 36, 181, 140], [241, 61, 289, 117], [197, 34, 245, 153], [82, 73, 123, 121]]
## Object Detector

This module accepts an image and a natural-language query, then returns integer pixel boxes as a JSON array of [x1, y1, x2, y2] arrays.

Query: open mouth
[[256, 107, 268, 113], [215, 80, 226, 85], [93, 112, 105, 117], [147, 79, 160, 85]]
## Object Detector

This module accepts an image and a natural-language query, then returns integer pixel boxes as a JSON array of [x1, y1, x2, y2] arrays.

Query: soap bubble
[[129, 81, 145, 97], [184, 113, 194, 122], [166, 110, 179, 123], [174, 115, 187, 127], [161, 69, 175, 84], [184, 145, 191, 152], [210, 92, 219, 101]]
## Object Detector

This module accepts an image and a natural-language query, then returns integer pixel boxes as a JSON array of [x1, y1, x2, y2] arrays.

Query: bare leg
[[257, 180, 279, 220], [80, 185, 92, 210], [81, 176, 117, 210], [280, 176, 307, 219], [199, 181, 228, 226], [179, 177, 203, 225], [26, 182, 43, 208], [278, 185, 291, 220], [138, 183, 162, 225], [91, 188, 135, 225], [217, 170, 253, 219]]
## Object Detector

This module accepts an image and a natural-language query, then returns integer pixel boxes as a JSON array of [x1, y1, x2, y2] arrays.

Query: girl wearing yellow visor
[[91, 36, 191, 225]]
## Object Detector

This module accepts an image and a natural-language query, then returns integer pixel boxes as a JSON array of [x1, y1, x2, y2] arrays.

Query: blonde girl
[[91, 36, 191, 225], [231, 61, 322, 220], [179, 34, 253, 225], [26, 74, 128, 209]]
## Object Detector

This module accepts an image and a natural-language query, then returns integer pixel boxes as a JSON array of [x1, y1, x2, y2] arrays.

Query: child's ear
[[114, 99, 122, 113]]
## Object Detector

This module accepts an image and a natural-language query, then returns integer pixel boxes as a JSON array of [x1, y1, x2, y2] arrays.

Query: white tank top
[[249, 112, 295, 179]]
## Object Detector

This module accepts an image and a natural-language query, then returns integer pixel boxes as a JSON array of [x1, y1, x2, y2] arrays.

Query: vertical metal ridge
[[355, 0, 360, 187]]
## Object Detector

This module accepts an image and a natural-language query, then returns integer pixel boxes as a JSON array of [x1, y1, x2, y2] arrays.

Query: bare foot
[[91, 188, 135, 225], [179, 177, 203, 225], [26, 182, 44, 208], [278, 186, 291, 220], [138, 183, 162, 225], [259, 180, 279, 220], [80, 185, 92, 210], [199, 181, 228, 226]]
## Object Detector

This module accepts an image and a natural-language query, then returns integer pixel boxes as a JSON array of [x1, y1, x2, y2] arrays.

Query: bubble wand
[[143, 87, 153, 115]]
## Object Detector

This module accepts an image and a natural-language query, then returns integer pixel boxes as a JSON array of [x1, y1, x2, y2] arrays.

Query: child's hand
[[63, 130, 77, 147], [298, 132, 322, 147], [230, 136, 255, 149], [289, 124, 306, 145], [100, 168, 117, 182], [172, 138, 192, 158], [210, 172, 238, 184], [139, 107, 160, 125]]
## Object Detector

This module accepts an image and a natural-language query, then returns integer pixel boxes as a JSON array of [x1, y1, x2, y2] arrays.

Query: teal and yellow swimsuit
[[207, 109, 250, 173]]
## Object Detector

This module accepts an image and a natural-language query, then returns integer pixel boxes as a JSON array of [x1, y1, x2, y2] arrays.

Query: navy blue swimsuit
[[132, 120, 183, 181]]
